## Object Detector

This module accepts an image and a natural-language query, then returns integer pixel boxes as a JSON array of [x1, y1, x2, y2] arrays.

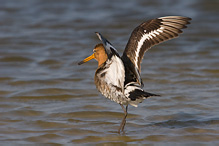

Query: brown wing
[[122, 16, 191, 72]]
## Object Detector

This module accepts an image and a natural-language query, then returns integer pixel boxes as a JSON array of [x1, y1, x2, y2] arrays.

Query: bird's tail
[[127, 89, 160, 107]]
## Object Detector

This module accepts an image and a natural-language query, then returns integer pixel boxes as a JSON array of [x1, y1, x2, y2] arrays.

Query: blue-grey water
[[0, 0, 218, 145]]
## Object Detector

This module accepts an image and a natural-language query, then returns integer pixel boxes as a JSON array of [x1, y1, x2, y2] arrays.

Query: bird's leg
[[118, 104, 128, 133]]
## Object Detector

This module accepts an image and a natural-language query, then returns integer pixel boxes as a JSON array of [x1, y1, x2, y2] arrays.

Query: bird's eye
[[93, 49, 96, 53]]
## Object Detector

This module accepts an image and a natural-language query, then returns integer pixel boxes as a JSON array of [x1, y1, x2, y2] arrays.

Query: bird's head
[[78, 43, 108, 67]]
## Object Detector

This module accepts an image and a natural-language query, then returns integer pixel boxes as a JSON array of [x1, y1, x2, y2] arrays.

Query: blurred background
[[0, 0, 218, 144]]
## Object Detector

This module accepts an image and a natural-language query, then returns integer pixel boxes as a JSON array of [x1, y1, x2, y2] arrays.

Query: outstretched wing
[[122, 16, 191, 72]]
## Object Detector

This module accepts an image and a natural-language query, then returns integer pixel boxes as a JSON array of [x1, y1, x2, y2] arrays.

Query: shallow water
[[0, 0, 219, 145]]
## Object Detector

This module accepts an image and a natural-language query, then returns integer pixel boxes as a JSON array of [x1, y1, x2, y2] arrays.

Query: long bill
[[78, 53, 95, 65]]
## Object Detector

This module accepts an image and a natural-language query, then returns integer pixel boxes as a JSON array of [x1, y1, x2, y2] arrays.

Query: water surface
[[0, 0, 218, 145]]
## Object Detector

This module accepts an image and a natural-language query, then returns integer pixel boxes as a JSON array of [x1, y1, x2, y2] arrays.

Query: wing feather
[[122, 16, 191, 73]]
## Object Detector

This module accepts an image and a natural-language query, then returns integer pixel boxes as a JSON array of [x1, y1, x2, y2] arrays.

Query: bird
[[78, 16, 191, 133]]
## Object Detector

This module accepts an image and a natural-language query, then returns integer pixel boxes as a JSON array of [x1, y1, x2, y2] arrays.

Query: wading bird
[[78, 16, 191, 133]]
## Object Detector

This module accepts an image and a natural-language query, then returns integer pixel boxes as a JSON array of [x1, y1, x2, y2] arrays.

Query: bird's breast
[[94, 55, 128, 105]]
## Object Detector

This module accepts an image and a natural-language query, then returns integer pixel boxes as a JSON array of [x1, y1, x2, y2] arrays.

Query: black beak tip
[[78, 61, 84, 65]]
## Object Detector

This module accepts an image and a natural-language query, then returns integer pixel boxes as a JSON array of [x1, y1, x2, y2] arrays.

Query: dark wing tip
[[95, 32, 99, 35], [186, 20, 191, 25], [159, 16, 192, 19], [159, 16, 192, 24], [95, 32, 102, 40], [187, 17, 192, 20]]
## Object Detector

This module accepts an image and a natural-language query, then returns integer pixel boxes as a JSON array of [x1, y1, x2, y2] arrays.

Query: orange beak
[[78, 53, 95, 65]]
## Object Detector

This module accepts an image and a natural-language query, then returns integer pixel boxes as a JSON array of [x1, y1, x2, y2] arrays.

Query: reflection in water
[[0, 0, 218, 144]]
